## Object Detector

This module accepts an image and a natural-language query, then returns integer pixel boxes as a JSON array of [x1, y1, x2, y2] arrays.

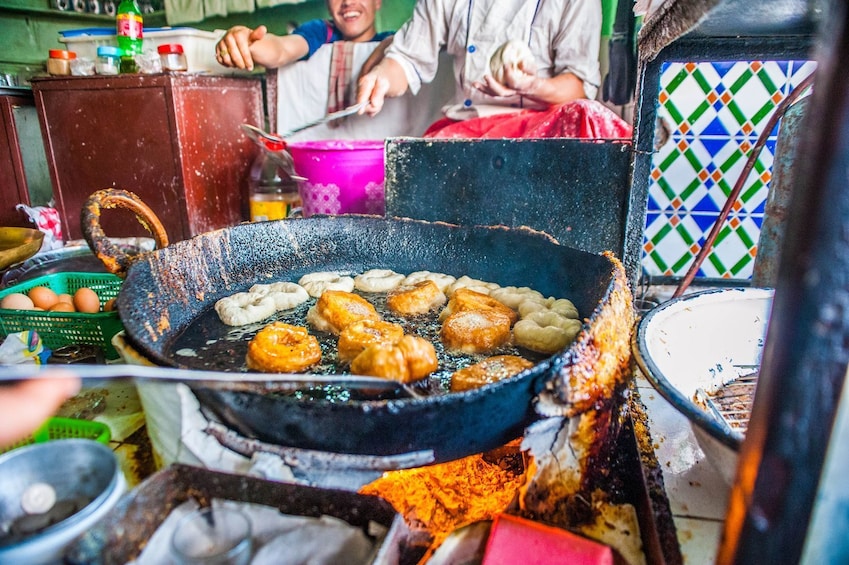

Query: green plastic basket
[[0, 272, 124, 360], [0, 417, 112, 455]]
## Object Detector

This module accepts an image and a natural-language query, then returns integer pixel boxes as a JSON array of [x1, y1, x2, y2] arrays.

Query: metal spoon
[[0, 363, 423, 397]]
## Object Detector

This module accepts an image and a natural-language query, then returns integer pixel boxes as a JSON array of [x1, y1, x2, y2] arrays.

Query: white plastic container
[[58, 26, 237, 74]]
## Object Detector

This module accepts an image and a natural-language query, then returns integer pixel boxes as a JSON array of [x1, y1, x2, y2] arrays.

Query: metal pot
[[83, 189, 634, 463]]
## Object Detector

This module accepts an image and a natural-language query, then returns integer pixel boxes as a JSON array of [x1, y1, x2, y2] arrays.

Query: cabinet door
[[35, 78, 186, 241]]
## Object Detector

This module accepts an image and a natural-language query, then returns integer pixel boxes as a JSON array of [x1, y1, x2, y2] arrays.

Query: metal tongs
[[1, 363, 423, 397], [241, 102, 366, 145]]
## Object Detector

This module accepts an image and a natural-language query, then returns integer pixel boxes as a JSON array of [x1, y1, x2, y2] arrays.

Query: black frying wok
[[85, 192, 631, 464]]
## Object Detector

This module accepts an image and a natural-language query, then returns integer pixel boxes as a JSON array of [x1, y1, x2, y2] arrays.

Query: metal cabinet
[[31, 74, 263, 241], [0, 88, 52, 228]]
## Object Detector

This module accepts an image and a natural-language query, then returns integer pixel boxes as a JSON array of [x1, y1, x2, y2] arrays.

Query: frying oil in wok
[[168, 289, 546, 400]]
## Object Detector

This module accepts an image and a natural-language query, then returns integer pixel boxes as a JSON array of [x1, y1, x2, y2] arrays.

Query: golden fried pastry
[[440, 309, 513, 354], [306, 290, 380, 334], [350, 335, 438, 383], [386, 280, 447, 316], [246, 322, 322, 373], [450, 355, 534, 392], [337, 319, 405, 363], [438, 288, 518, 325], [513, 310, 582, 354], [396, 334, 439, 380]]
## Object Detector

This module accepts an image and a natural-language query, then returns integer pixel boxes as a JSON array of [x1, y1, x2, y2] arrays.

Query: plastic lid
[[157, 43, 185, 55], [48, 49, 77, 60], [97, 45, 123, 57]]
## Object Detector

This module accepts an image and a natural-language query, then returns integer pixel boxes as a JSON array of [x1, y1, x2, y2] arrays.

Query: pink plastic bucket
[[287, 140, 385, 217]]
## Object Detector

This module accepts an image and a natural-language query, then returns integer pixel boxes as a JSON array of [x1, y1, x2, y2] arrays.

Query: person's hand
[[473, 61, 539, 98], [216, 25, 268, 70], [356, 57, 409, 117], [0, 372, 81, 449], [357, 69, 392, 117]]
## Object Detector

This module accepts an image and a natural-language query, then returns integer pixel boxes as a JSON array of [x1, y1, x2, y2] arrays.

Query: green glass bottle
[[116, 0, 143, 57]]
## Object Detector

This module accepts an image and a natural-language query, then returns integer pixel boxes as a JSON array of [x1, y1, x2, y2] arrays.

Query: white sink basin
[[633, 287, 774, 484]]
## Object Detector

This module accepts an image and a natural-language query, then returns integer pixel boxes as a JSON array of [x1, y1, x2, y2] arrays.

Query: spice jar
[[157, 43, 188, 72], [95, 45, 122, 75], [47, 49, 76, 76]]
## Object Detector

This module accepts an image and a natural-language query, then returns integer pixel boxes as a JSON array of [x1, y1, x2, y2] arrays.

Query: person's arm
[[356, 56, 410, 116], [216, 25, 310, 71], [473, 66, 587, 106], [0, 374, 80, 448], [360, 35, 393, 76]]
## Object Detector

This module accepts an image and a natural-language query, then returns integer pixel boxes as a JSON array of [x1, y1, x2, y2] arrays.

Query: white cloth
[[275, 42, 453, 140], [385, 0, 602, 116]]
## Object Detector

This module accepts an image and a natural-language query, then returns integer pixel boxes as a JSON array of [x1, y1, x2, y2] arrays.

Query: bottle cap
[[48, 49, 77, 60], [157, 43, 184, 55], [97, 45, 124, 57], [262, 139, 287, 151]]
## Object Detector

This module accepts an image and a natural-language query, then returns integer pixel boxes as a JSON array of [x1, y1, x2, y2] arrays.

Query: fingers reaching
[[0, 374, 81, 448]]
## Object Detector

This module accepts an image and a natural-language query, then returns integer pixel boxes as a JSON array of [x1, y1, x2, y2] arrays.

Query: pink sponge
[[482, 513, 615, 565]]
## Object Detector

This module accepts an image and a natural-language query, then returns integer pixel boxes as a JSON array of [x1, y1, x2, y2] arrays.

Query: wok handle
[[81, 188, 169, 278]]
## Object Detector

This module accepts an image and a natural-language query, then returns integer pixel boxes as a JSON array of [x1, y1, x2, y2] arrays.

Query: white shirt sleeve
[[383, 0, 450, 95]]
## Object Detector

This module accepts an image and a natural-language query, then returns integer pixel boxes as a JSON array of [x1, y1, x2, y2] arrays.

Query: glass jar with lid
[[47, 50, 76, 76], [157, 43, 188, 72], [95, 46, 123, 75]]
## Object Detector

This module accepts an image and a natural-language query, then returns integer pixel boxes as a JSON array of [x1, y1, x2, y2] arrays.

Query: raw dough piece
[[215, 292, 277, 326], [513, 310, 581, 354], [298, 272, 355, 298], [250, 281, 310, 311], [489, 39, 536, 83], [402, 271, 457, 293], [354, 269, 406, 293]]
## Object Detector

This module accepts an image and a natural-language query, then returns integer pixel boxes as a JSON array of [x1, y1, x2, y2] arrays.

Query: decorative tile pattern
[[642, 61, 817, 280]]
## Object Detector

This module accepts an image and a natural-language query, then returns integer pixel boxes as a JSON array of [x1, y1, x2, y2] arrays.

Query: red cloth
[[423, 99, 632, 140]]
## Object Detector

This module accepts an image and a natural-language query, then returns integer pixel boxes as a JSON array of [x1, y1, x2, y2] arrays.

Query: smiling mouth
[[341, 10, 362, 19]]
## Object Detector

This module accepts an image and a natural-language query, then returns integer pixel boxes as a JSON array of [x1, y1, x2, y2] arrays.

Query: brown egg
[[1, 293, 34, 310], [28, 286, 59, 310], [103, 297, 117, 312], [57, 293, 74, 305], [73, 287, 101, 313], [49, 301, 76, 313]]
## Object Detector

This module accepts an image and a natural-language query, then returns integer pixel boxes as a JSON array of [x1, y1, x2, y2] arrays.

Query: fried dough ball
[[306, 290, 380, 334], [450, 355, 534, 392], [337, 319, 405, 363], [386, 280, 447, 316], [440, 309, 513, 354], [513, 310, 582, 354], [350, 335, 438, 383], [439, 288, 518, 325], [246, 322, 322, 373]]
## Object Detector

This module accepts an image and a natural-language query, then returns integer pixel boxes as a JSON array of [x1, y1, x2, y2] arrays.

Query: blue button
[[464, 99, 472, 107], [468, 45, 476, 53]]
